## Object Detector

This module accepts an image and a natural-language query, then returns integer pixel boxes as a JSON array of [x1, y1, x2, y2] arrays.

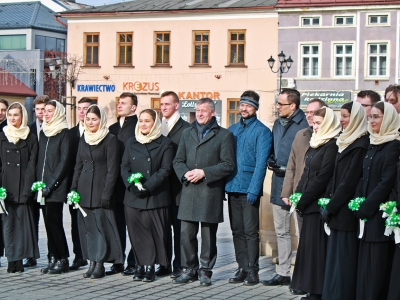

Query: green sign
[[300, 91, 351, 109]]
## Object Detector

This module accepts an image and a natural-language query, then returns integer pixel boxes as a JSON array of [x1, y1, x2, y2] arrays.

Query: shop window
[[193, 31, 210, 65], [84, 33, 99, 66], [228, 30, 245, 65], [118, 32, 133, 65], [151, 98, 162, 118], [154, 32, 170, 65], [228, 98, 240, 127]]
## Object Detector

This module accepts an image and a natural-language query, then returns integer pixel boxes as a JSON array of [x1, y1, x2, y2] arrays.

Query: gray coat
[[173, 121, 235, 223]]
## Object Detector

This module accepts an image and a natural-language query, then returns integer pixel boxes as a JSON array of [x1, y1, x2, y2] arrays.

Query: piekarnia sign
[[77, 84, 116, 92], [300, 91, 351, 109]]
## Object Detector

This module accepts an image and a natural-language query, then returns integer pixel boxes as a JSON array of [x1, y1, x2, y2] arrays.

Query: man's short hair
[[384, 84, 400, 104], [33, 95, 50, 107], [280, 88, 300, 109], [357, 90, 381, 104], [78, 97, 95, 105], [161, 91, 179, 103], [0, 98, 9, 108], [240, 90, 260, 101], [197, 98, 215, 111], [119, 92, 138, 106], [308, 98, 328, 108]]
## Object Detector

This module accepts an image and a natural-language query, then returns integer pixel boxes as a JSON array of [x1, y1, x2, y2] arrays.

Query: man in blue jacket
[[226, 90, 272, 285]]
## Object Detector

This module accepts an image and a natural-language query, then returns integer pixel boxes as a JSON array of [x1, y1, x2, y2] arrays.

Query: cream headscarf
[[84, 104, 109, 145], [42, 100, 68, 137], [310, 106, 341, 149], [369, 101, 400, 145], [135, 110, 162, 144], [336, 101, 368, 153], [3, 102, 30, 144]]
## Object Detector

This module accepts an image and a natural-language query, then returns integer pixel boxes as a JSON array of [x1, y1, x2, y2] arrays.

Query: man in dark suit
[[156, 91, 190, 278], [107, 92, 138, 276], [0, 98, 8, 132], [67, 97, 95, 270], [24, 95, 49, 268]]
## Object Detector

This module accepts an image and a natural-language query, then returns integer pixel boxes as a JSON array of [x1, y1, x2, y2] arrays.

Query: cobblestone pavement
[[0, 202, 300, 300]]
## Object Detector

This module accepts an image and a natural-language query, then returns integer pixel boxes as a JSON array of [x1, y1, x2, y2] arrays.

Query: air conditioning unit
[[279, 78, 296, 88]]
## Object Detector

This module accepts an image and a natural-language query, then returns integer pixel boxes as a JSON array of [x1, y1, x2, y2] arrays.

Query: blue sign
[[77, 84, 116, 92]]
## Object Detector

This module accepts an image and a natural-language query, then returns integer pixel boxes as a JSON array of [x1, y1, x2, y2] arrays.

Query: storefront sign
[[300, 91, 351, 109], [179, 100, 222, 125], [178, 92, 221, 100], [77, 84, 116, 92], [123, 82, 159, 92]]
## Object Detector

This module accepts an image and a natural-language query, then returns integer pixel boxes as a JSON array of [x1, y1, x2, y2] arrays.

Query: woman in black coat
[[321, 101, 369, 300], [0, 103, 39, 273], [290, 107, 341, 300], [36, 100, 71, 274], [355, 101, 400, 300], [121, 109, 174, 282], [71, 105, 123, 279]]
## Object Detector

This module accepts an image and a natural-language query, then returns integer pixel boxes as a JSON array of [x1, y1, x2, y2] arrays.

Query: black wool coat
[[326, 134, 369, 231], [296, 138, 338, 214], [36, 128, 71, 202], [167, 117, 190, 206], [173, 121, 235, 223], [121, 135, 174, 210], [355, 140, 400, 242], [67, 124, 81, 189], [0, 132, 38, 203], [71, 133, 119, 208]]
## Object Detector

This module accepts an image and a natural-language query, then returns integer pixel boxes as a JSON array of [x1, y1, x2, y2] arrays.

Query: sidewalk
[[0, 202, 300, 300]]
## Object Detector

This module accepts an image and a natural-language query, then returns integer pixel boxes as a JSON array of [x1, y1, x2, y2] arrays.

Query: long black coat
[[36, 128, 71, 202], [327, 134, 369, 231], [173, 121, 235, 223], [71, 133, 119, 208], [122, 135, 174, 210], [167, 117, 190, 206], [296, 139, 338, 214], [0, 132, 38, 203], [355, 140, 400, 242], [67, 124, 81, 189]]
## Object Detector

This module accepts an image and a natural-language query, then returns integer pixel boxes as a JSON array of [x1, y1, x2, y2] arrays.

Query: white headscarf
[[135, 110, 162, 144], [310, 106, 341, 149], [42, 100, 68, 137], [3, 102, 30, 144], [336, 101, 368, 153], [84, 104, 109, 145], [369, 101, 400, 145]]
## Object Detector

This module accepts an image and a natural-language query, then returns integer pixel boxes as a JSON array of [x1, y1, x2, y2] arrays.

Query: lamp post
[[267, 51, 294, 93]]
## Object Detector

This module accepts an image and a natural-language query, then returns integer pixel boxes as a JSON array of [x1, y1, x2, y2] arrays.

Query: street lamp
[[268, 51, 294, 92]]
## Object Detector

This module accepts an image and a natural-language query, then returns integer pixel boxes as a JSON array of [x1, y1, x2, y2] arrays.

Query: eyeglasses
[[276, 102, 291, 107], [367, 114, 384, 121], [305, 111, 316, 116], [360, 104, 373, 107]]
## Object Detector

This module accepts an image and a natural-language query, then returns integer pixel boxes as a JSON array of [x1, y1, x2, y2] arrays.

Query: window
[[154, 32, 170, 65], [35, 35, 65, 52], [368, 15, 388, 25], [228, 99, 240, 126], [301, 44, 319, 77], [228, 30, 245, 65], [334, 44, 353, 76], [151, 98, 161, 117], [0, 35, 26, 50], [117, 33, 133, 65], [84, 33, 99, 66], [193, 31, 209, 65], [368, 43, 387, 77], [301, 17, 320, 26], [335, 16, 354, 26]]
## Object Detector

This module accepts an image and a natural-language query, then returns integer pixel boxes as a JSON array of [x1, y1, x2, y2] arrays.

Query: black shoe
[[199, 269, 212, 286], [170, 268, 182, 279], [15, 260, 24, 273], [122, 265, 136, 276], [260, 274, 291, 286], [289, 286, 307, 295], [243, 270, 259, 286], [69, 258, 88, 271], [133, 265, 145, 281], [301, 294, 321, 300], [105, 264, 124, 276], [48, 259, 69, 274], [83, 261, 96, 278], [41, 256, 56, 274], [142, 265, 155, 282], [228, 268, 248, 283], [23, 258, 37, 268], [155, 265, 171, 277], [172, 268, 198, 284], [7, 261, 16, 273], [90, 262, 105, 279]]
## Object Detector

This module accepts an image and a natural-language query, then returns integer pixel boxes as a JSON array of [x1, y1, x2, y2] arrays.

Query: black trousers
[[32, 201, 41, 245], [69, 204, 83, 260], [180, 220, 218, 271], [42, 202, 69, 259], [115, 202, 135, 266], [228, 193, 260, 271], [167, 204, 181, 270]]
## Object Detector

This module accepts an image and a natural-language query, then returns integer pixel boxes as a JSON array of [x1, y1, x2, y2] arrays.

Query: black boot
[[142, 265, 155, 282], [83, 261, 96, 278], [90, 262, 105, 279], [7, 261, 16, 273], [133, 265, 145, 281], [48, 258, 69, 274], [41, 256, 56, 274], [15, 260, 24, 273]]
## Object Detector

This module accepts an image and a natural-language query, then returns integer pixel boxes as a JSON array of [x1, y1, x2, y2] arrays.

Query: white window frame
[[299, 42, 321, 78], [365, 41, 389, 78], [332, 42, 355, 78], [300, 16, 321, 27], [333, 15, 355, 26], [366, 13, 390, 27]]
